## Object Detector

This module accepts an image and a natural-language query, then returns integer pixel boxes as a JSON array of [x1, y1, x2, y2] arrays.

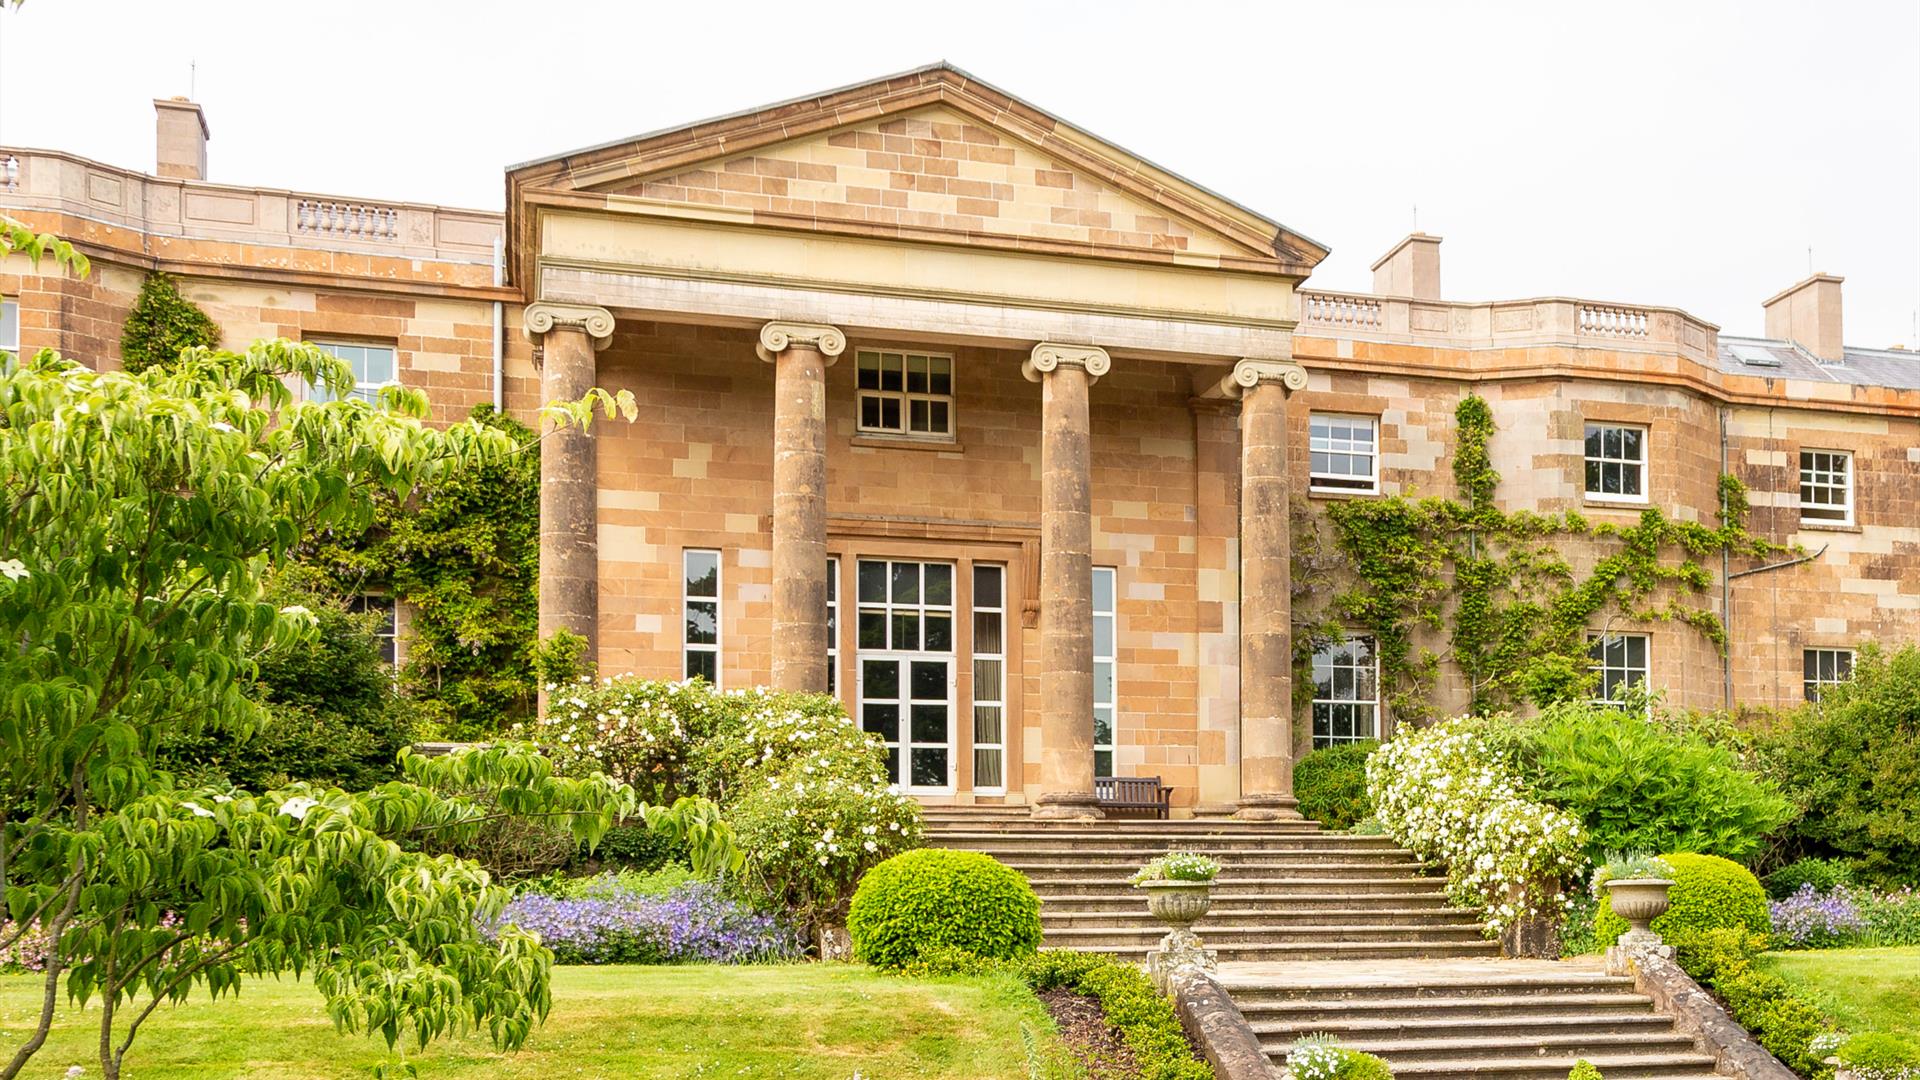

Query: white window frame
[[1093, 566, 1117, 778], [825, 557, 839, 697], [348, 594, 398, 669], [1587, 632, 1651, 707], [682, 549, 721, 685], [1798, 449, 1854, 526], [1803, 648, 1854, 704], [970, 563, 1007, 794], [1311, 635, 1380, 748], [854, 348, 956, 440], [0, 299, 19, 354], [855, 559, 957, 794], [1309, 413, 1381, 494], [308, 340, 398, 404], [1584, 423, 1649, 503]]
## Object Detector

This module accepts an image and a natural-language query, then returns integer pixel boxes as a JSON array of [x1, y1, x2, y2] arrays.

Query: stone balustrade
[[0, 146, 501, 265], [1298, 288, 1720, 364]]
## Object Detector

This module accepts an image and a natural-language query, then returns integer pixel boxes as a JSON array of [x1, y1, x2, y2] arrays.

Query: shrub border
[[1630, 949, 1799, 1080]]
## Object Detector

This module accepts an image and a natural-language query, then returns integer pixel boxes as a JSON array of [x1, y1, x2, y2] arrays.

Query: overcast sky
[[4, 1, 1916, 346]]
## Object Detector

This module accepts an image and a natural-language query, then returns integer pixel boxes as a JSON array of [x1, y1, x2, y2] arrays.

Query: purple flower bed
[[1770, 884, 1869, 949], [486, 881, 804, 965]]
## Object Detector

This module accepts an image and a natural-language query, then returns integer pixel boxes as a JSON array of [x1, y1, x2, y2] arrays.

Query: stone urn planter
[[1132, 852, 1221, 989], [1606, 877, 1674, 945], [1139, 879, 1214, 933]]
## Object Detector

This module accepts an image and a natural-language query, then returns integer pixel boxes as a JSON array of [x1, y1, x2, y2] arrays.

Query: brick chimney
[[1370, 233, 1442, 300], [153, 97, 209, 181], [1763, 273, 1845, 362]]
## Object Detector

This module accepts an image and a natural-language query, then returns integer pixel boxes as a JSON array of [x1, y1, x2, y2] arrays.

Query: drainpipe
[[491, 235, 505, 413], [1728, 544, 1829, 581]]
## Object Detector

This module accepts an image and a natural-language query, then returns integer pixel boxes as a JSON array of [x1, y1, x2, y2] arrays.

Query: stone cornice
[[1221, 358, 1307, 398], [523, 302, 615, 350], [755, 321, 847, 365], [1023, 342, 1112, 385]]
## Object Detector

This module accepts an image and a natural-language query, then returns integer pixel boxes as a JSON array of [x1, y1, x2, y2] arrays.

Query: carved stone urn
[[1606, 877, 1675, 945], [1139, 880, 1215, 989]]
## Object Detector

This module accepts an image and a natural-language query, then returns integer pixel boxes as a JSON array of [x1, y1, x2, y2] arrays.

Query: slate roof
[[1717, 335, 1920, 392]]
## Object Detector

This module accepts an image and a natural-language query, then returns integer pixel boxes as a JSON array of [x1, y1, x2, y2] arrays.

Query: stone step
[[1233, 991, 1656, 1020], [1277, 1052, 1721, 1080], [1026, 876, 1446, 894], [1012, 863, 1435, 882], [1249, 1011, 1680, 1043], [929, 830, 1402, 848], [944, 845, 1419, 863], [1043, 909, 1472, 929], [1036, 891, 1451, 907], [1043, 924, 1492, 947], [921, 820, 1324, 835], [1083, 940, 1503, 961], [1289, 1031, 1702, 1065]]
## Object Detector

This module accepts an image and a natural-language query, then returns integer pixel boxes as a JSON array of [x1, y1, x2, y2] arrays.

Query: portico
[[508, 63, 1328, 816]]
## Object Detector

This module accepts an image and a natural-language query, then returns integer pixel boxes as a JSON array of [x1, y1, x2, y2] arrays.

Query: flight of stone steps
[[1218, 962, 1724, 1080], [923, 807, 1498, 962]]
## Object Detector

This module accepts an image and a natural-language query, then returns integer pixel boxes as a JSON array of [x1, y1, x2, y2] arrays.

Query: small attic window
[[1731, 345, 1781, 368]]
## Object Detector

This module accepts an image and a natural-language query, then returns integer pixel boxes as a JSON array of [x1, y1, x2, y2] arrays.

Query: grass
[[1757, 946, 1920, 1040], [0, 964, 1068, 1079]]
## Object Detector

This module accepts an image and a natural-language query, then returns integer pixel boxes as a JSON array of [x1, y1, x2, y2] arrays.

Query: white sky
[[4, 0, 1917, 346]]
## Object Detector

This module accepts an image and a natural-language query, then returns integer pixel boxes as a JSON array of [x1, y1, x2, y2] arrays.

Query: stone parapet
[[1166, 967, 1278, 1080], [0, 146, 502, 266], [1298, 288, 1721, 367], [1629, 949, 1798, 1080]]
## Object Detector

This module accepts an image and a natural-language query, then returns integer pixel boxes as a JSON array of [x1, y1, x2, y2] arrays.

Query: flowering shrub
[[1770, 884, 1870, 949], [488, 879, 802, 965], [0, 919, 52, 972], [727, 749, 922, 928], [1285, 1034, 1394, 1080], [1130, 852, 1222, 885], [521, 677, 923, 934], [1366, 717, 1586, 933]]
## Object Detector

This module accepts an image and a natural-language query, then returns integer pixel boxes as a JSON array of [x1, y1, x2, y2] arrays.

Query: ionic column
[[1025, 343, 1111, 821], [524, 302, 615, 655], [757, 321, 845, 692], [1227, 359, 1308, 821]]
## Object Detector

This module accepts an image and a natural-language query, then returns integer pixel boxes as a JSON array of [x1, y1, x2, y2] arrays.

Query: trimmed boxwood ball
[[847, 849, 1042, 969], [1595, 852, 1769, 947], [1293, 740, 1378, 830]]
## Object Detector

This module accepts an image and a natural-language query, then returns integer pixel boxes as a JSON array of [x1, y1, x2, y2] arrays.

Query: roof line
[[504, 60, 1329, 258]]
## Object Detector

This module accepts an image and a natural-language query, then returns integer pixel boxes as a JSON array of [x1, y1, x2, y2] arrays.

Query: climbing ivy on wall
[[303, 404, 542, 739], [1296, 393, 1784, 723], [119, 270, 221, 372]]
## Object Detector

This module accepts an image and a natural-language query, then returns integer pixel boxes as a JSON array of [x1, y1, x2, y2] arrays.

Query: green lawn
[[1757, 946, 1920, 1040], [0, 964, 1067, 1079]]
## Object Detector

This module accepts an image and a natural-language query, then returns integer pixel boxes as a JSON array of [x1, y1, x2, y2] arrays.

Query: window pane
[[0, 301, 18, 351], [1094, 750, 1113, 778], [862, 702, 898, 739], [909, 399, 930, 432], [1093, 615, 1114, 657], [973, 658, 1002, 703], [861, 395, 883, 429], [1620, 428, 1643, 462], [973, 747, 1002, 789], [910, 660, 946, 701], [1585, 426, 1603, 458], [973, 612, 1003, 656], [891, 562, 919, 604], [1092, 568, 1115, 612], [858, 611, 887, 649], [862, 659, 898, 700], [1621, 463, 1642, 496], [684, 601, 718, 645], [923, 564, 952, 606], [906, 354, 928, 393], [881, 355, 903, 391], [890, 612, 919, 650], [923, 612, 952, 651], [880, 398, 900, 429], [858, 561, 887, 603], [910, 704, 947, 743], [929, 400, 950, 434], [686, 650, 716, 683], [929, 360, 952, 396], [362, 346, 396, 384], [910, 748, 947, 788], [1092, 708, 1113, 748], [858, 352, 880, 389], [1093, 661, 1113, 705], [974, 564, 1002, 603], [684, 551, 719, 596]]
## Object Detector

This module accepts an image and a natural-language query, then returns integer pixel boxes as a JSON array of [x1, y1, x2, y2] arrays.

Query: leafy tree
[[0, 218, 716, 1079], [119, 269, 222, 373], [1760, 644, 1920, 886]]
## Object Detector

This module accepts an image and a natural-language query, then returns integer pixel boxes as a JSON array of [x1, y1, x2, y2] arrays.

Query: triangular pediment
[[507, 64, 1327, 278]]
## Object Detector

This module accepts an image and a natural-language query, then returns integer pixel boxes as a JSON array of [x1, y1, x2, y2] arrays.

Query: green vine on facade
[[303, 404, 542, 738], [1303, 394, 1785, 723], [120, 269, 221, 372]]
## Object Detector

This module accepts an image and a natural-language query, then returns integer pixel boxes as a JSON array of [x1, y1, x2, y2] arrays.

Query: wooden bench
[[1094, 775, 1174, 819]]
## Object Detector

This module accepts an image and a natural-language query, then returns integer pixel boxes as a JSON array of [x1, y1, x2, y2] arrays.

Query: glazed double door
[[856, 559, 955, 793]]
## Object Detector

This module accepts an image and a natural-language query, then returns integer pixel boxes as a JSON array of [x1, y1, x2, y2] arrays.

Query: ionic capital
[[1023, 342, 1112, 385], [523, 302, 615, 350], [756, 321, 846, 365], [1221, 358, 1308, 398]]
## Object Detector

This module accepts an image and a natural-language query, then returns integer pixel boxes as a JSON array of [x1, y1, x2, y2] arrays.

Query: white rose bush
[[1366, 717, 1587, 935]]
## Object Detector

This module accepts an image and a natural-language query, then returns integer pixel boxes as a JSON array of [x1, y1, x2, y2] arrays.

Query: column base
[[1231, 794, 1304, 822], [1030, 791, 1105, 821]]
